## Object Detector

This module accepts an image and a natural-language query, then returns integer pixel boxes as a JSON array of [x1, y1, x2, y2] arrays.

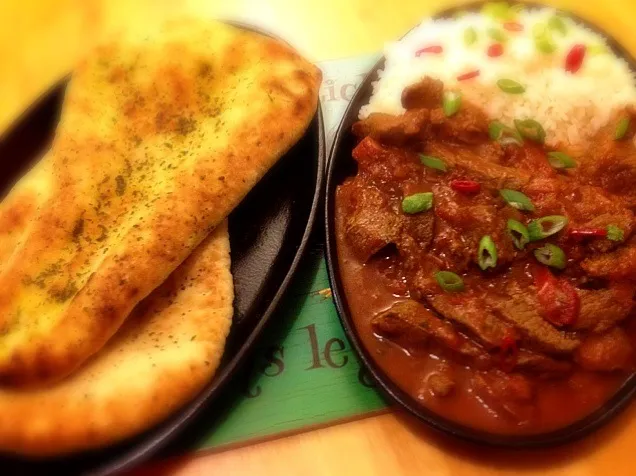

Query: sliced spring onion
[[615, 117, 630, 140], [464, 27, 477, 46], [588, 44, 609, 56], [497, 78, 525, 94], [607, 224, 625, 242], [514, 118, 546, 144], [482, 1, 513, 21], [419, 155, 447, 172], [499, 189, 535, 211], [488, 121, 523, 145], [547, 15, 568, 36], [435, 271, 465, 293], [547, 151, 576, 169], [443, 91, 462, 117], [527, 215, 569, 241], [402, 192, 433, 214], [478, 235, 498, 270], [487, 27, 507, 43], [534, 244, 567, 270], [507, 219, 530, 250], [532, 24, 557, 54]]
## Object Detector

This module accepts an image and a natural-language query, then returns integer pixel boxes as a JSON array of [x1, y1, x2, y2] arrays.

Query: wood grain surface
[[3, 0, 636, 475]]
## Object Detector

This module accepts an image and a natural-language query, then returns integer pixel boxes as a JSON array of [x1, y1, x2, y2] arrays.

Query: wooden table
[[3, 1, 636, 474]]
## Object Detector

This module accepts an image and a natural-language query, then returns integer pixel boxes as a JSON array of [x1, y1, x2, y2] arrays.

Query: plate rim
[[324, 0, 636, 448]]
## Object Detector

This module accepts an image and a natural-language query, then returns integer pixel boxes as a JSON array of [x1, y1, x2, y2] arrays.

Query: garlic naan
[[0, 222, 233, 456], [0, 20, 320, 385]]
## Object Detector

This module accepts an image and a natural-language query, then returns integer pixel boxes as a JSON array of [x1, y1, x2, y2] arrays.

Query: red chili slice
[[503, 21, 524, 32], [487, 43, 504, 58], [565, 44, 586, 74], [416, 45, 443, 56], [457, 70, 480, 81], [534, 266, 580, 327], [450, 179, 481, 194], [569, 227, 608, 239]]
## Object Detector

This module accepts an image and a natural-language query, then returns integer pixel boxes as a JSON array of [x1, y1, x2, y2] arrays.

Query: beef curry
[[335, 77, 636, 434]]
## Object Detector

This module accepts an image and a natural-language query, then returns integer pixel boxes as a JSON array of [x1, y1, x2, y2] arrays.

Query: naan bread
[[0, 222, 233, 456], [0, 20, 320, 385]]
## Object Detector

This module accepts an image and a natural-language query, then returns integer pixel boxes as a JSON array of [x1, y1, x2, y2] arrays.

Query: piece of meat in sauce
[[371, 300, 491, 367], [426, 293, 510, 349], [430, 101, 490, 144], [352, 109, 430, 146], [577, 107, 636, 207], [471, 371, 535, 423], [514, 350, 572, 375], [575, 328, 633, 372], [486, 283, 580, 355], [574, 285, 635, 333], [401, 76, 444, 110], [581, 244, 636, 279], [425, 364, 456, 397]]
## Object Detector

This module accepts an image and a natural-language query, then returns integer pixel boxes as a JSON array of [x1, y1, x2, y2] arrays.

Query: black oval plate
[[325, 1, 636, 448], [0, 23, 325, 476]]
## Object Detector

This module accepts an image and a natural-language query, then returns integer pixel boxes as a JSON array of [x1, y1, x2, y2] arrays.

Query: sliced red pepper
[[487, 43, 504, 58], [565, 44, 586, 74], [503, 21, 524, 32], [457, 70, 480, 81], [569, 227, 608, 239], [534, 266, 580, 327], [416, 45, 443, 56], [498, 328, 519, 372], [450, 179, 481, 194]]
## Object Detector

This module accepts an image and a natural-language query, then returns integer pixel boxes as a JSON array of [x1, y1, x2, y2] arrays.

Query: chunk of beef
[[471, 371, 535, 423], [371, 300, 491, 366], [502, 143, 555, 177], [579, 212, 634, 253], [430, 101, 490, 144], [581, 245, 636, 279], [425, 367, 456, 397], [352, 109, 430, 146], [338, 181, 401, 261], [426, 141, 530, 190], [578, 108, 636, 207], [486, 283, 580, 354], [401, 76, 444, 110], [575, 328, 633, 372], [433, 183, 517, 270], [514, 350, 572, 375], [574, 285, 635, 333], [426, 294, 509, 349]]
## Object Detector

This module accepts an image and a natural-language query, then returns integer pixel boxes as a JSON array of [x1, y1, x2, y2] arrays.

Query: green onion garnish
[[487, 27, 507, 43], [532, 24, 557, 54], [499, 189, 535, 211], [464, 27, 478, 46], [547, 151, 576, 169], [443, 91, 462, 117], [435, 271, 465, 293], [615, 117, 630, 140], [528, 215, 569, 241], [547, 15, 568, 36], [402, 192, 434, 214], [478, 235, 498, 270], [588, 44, 608, 56], [534, 244, 567, 270], [507, 219, 530, 250], [419, 155, 447, 172], [482, 1, 513, 21], [607, 224, 625, 242], [488, 121, 523, 145], [514, 118, 546, 144], [497, 79, 526, 94]]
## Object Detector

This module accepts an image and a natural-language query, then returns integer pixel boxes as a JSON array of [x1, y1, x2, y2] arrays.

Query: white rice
[[359, 7, 636, 148]]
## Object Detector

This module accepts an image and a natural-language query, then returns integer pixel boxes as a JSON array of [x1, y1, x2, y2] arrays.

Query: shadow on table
[[393, 399, 636, 472]]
